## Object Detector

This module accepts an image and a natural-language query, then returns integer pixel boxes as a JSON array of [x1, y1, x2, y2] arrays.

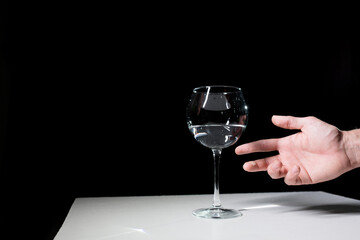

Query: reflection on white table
[[55, 191, 360, 240]]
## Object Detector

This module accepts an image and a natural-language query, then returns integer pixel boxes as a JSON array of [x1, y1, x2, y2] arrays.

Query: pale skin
[[235, 115, 360, 185]]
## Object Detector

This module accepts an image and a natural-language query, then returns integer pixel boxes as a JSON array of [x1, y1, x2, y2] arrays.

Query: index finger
[[235, 138, 279, 155]]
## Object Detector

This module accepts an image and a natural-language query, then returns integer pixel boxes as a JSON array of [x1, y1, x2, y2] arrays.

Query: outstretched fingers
[[272, 115, 315, 130], [235, 139, 279, 155], [236, 115, 313, 186], [243, 156, 281, 172], [243, 156, 302, 185]]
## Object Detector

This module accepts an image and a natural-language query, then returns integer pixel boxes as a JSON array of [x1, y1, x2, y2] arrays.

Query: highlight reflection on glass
[[186, 86, 248, 219]]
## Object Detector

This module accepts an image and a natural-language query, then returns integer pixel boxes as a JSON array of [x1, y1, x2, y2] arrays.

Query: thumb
[[271, 115, 306, 130]]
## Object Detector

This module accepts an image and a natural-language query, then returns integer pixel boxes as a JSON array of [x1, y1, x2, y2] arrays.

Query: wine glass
[[186, 85, 248, 219]]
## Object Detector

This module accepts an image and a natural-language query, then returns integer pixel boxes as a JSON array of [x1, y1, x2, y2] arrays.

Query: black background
[[1, 3, 360, 239]]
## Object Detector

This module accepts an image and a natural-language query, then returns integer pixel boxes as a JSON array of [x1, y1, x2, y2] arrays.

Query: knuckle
[[285, 117, 296, 129]]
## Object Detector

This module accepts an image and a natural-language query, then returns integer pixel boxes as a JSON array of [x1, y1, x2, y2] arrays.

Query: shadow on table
[[294, 204, 360, 215], [238, 192, 360, 215]]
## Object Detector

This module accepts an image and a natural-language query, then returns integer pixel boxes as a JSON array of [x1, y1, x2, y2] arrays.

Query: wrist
[[342, 129, 360, 169]]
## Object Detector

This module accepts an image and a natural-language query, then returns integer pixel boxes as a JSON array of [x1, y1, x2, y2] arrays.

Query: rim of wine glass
[[193, 85, 242, 93]]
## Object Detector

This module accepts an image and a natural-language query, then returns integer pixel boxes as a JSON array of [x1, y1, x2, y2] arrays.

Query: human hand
[[235, 116, 355, 185]]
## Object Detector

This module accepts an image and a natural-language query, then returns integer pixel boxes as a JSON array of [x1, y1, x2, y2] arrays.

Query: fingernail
[[244, 162, 256, 169], [272, 115, 281, 120]]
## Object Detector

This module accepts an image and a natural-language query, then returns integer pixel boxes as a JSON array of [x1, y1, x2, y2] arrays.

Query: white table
[[55, 191, 360, 240]]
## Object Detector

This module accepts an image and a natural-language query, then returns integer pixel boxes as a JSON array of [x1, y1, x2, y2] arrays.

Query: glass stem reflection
[[212, 148, 222, 208]]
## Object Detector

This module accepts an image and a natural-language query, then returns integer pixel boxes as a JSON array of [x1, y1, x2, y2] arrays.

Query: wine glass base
[[192, 207, 242, 219]]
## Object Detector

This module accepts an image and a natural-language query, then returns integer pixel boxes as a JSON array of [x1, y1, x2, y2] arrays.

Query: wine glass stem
[[212, 148, 222, 208]]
